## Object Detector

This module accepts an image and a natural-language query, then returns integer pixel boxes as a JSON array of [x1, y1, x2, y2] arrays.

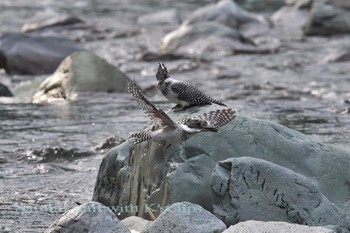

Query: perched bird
[[156, 63, 227, 112], [128, 81, 235, 147]]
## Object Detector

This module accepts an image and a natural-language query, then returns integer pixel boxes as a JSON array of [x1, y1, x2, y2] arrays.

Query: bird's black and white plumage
[[128, 81, 235, 147], [156, 63, 227, 112]]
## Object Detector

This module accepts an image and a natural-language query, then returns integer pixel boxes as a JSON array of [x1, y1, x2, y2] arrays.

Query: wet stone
[[21, 10, 84, 32], [303, 1, 350, 36], [95, 136, 126, 154], [0, 83, 13, 97], [45, 201, 130, 233], [32, 51, 130, 103], [144, 202, 226, 233], [0, 33, 82, 75], [137, 8, 180, 25]]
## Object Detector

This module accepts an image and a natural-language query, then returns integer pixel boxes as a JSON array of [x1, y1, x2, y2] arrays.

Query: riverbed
[[0, 0, 349, 232]]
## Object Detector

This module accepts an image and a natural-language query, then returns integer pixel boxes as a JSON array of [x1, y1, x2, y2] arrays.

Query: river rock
[[121, 216, 150, 233], [45, 201, 130, 233], [285, 0, 312, 9], [322, 47, 350, 63], [159, 0, 275, 57], [211, 157, 350, 230], [0, 33, 82, 75], [271, 6, 309, 40], [0, 50, 9, 73], [222, 220, 336, 233], [21, 10, 84, 32], [0, 83, 13, 97], [144, 202, 226, 233], [182, 0, 270, 28], [303, 1, 350, 36], [32, 51, 129, 103], [137, 9, 180, 25], [160, 22, 255, 56]]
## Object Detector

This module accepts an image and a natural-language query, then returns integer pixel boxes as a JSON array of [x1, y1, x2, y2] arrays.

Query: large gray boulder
[[45, 201, 130, 233], [144, 202, 226, 233], [222, 220, 336, 233], [303, 0, 350, 35], [32, 51, 129, 103], [211, 157, 350, 230], [92, 105, 350, 219], [0, 33, 82, 75]]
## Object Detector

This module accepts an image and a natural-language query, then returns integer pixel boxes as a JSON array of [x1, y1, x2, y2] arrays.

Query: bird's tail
[[211, 99, 227, 107], [129, 131, 152, 144]]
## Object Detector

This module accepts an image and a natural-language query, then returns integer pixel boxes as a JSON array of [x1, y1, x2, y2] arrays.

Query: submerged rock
[[322, 46, 350, 63], [0, 33, 82, 75], [45, 201, 130, 233], [32, 51, 129, 103], [222, 220, 336, 233], [25, 146, 93, 163], [211, 157, 350, 230], [144, 202, 226, 233], [0, 83, 13, 97], [92, 105, 350, 220]]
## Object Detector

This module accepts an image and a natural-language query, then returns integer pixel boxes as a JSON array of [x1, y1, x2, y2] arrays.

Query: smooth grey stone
[[0, 33, 82, 75], [45, 201, 130, 233], [21, 10, 83, 32], [183, 0, 270, 28], [222, 220, 336, 233], [160, 22, 255, 56], [121, 216, 150, 233], [32, 51, 129, 103], [145, 202, 226, 233]]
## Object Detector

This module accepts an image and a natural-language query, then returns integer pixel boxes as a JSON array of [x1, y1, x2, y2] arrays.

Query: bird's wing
[[178, 108, 236, 128], [128, 81, 176, 128], [170, 81, 212, 104]]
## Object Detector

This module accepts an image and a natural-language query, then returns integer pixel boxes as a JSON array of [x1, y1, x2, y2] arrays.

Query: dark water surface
[[0, 0, 349, 232]]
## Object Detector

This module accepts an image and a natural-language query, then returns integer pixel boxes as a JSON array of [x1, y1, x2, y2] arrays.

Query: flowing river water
[[0, 0, 349, 232]]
